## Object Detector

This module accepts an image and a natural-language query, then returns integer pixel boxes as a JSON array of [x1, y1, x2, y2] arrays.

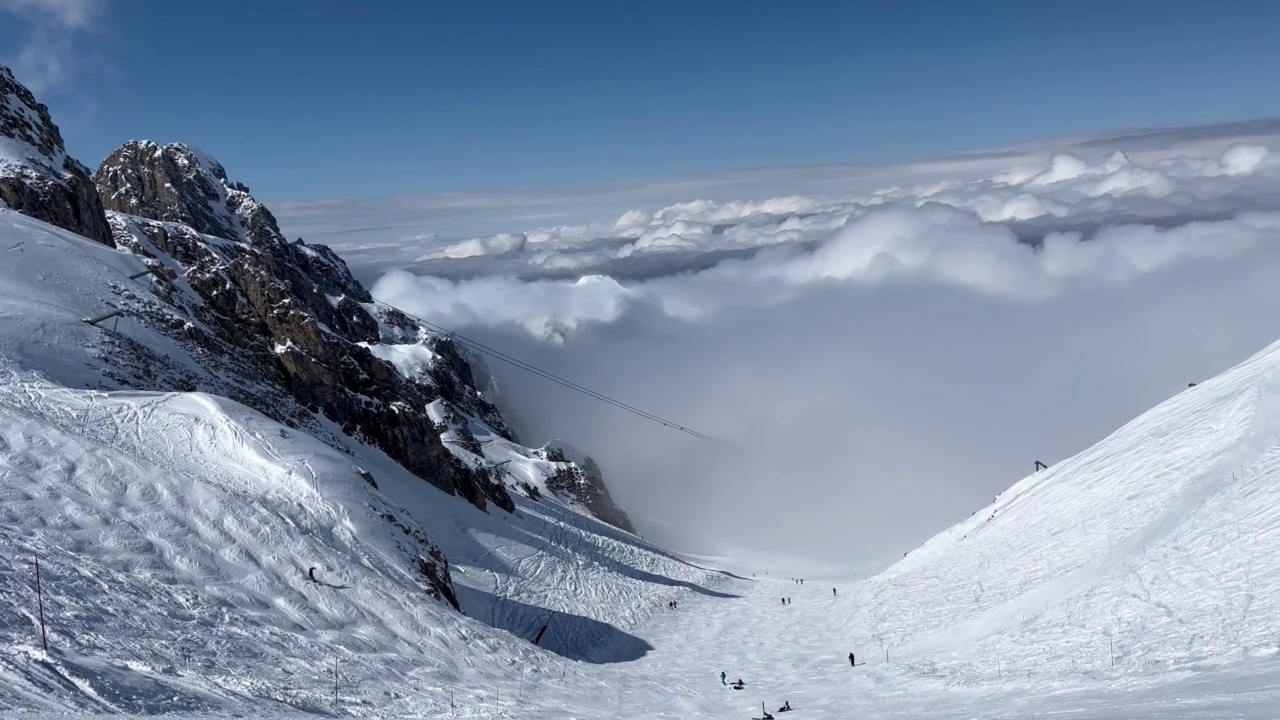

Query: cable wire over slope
[[369, 299, 720, 443]]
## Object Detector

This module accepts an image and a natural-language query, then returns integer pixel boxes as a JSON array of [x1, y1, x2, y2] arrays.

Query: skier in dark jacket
[[848, 652, 856, 667], [720, 671, 726, 686]]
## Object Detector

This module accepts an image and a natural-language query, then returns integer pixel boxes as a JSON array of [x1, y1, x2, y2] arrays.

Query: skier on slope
[[848, 652, 856, 667], [721, 671, 727, 686], [833, 588, 837, 597]]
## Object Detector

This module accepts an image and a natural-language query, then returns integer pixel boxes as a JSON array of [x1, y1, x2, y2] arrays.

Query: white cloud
[[0, 0, 105, 92], [364, 128, 1280, 571], [418, 232, 527, 260]]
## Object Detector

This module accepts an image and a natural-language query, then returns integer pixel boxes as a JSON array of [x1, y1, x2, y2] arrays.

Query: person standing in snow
[[848, 652, 856, 667], [833, 588, 837, 597], [720, 671, 727, 686]]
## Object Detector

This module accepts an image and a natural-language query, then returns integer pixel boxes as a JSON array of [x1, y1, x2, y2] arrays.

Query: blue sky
[[3, 0, 1279, 202]]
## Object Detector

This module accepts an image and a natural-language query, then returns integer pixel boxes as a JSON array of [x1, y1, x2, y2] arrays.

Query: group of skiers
[[780, 589, 837, 605], [667, 600, 679, 610], [720, 577, 852, 715]]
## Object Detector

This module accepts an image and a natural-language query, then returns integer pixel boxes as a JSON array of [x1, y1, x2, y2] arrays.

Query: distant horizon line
[[262, 114, 1280, 208]]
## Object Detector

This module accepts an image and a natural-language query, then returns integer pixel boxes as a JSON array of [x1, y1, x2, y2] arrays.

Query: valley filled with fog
[[284, 124, 1280, 572]]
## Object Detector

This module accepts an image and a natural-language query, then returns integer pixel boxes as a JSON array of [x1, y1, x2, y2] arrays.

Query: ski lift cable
[[408, 312, 719, 442], [369, 299, 718, 442]]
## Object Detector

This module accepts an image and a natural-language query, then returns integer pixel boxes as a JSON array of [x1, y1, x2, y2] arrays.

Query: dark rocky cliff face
[[543, 444, 637, 534], [96, 140, 288, 247], [0, 67, 113, 246], [95, 142, 516, 515]]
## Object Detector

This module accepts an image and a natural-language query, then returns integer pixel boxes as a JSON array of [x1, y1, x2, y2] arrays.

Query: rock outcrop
[[95, 142, 515, 514], [0, 67, 113, 246], [542, 442, 637, 533], [96, 140, 288, 247]]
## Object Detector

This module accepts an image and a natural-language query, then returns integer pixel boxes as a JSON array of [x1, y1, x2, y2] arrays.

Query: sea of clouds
[[282, 122, 1280, 573]]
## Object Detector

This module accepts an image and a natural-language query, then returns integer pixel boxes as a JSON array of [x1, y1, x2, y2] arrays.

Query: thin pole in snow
[[885, 648, 889, 663], [34, 554, 48, 653], [84, 309, 123, 326], [1110, 638, 1115, 667]]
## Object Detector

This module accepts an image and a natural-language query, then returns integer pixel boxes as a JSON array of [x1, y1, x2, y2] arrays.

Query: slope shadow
[[453, 584, 653, 663], [474, 501, 740, 600]]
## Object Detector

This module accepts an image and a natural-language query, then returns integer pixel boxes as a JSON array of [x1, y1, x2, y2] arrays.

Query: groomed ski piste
[[4, 208, 1280, 718]]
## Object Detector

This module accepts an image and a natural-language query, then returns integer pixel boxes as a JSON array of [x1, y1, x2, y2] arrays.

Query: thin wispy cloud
[[0, 0, 106, 93], [361, 127, 1280, 573]]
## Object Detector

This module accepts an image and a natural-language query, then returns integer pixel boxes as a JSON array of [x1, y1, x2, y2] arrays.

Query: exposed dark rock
[[104, 210, 513, 515], [378, 508, 459, 610], [0, 67, 113, 246], [542, 444, 637, 534], [94, 141, 521, 513]]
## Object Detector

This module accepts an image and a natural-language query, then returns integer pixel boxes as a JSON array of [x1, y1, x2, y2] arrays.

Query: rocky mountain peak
[[95, 140, 287, 247], [0, 66, 113, 246], [91, 139, 520, 515]]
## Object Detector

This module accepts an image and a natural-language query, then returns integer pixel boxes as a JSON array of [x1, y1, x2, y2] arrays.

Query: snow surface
[[358, 339, 437, 380], [6, 202, 1280, 717]]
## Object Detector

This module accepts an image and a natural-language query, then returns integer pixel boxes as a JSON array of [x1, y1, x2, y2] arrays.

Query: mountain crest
[[96, 140, 288, 247], [0, 66, 113, 246]]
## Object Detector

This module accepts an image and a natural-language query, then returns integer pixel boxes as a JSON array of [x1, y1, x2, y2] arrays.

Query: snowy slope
[[815, 336, 1280, 689], [0, 207, 177, 386], [0, 204, 727, 716], [0, 360, 726, 716]]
